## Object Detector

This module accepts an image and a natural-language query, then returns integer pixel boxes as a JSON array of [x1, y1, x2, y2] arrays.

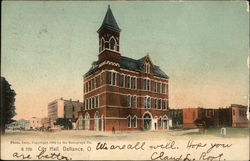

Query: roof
[[83, 56, 169, 79], [98, 5, 120, 32]]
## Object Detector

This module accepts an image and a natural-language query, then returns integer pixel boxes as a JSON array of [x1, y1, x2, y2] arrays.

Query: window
[[100, 72, 105, 85], [147, 97, 151, 109], [101, 39, 105, 51], [108, 72, 112, 84], [88, 98, 90, 109], [126, 75, 131, 88], [108, 72, 117, 85], [91, 79, 94, 91], [144, 97, 151, 109], [147, 80, 150, 91], [88, 81, 91, 92], [158, 99, 162, 109], [132, 96, 137, 108], [154, 82, 157, 92], [163, 83, 166, 94], [97, 75, 100, 87], [132, 77, 136, 89], [127, 95, 131, 107], [112, 72, 116, 85], [105, 42, 109, 49], [162, 100, 166, 109], [110, 37, 116, 50], [144, 97, 147, 108], [154, 98, 157, 109], [95, 96, 99, 108], [144, 79, 150, 91], [120, 74, 125, 87], [127, 116, 131, 128], [157, 82, 160, 93], [72, 106, 75, 112], [133, 116, 137, 128], [92, 97, 95, 109], [86, 83, 88, 93], [159, 83, 162, 93], [144, 63, 150, 73]]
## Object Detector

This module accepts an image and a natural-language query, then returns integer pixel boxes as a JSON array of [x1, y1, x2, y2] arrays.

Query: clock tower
[[97, 5, 121, 65]]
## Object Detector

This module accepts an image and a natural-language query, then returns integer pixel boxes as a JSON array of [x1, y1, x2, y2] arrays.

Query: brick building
[[48, 98, 83, 127], [182, 105, 249, 129], [182, 108, 218, 129], [169, 109, 183, 129], [77, 6, 170, 131], [230, 104, 249, 127]]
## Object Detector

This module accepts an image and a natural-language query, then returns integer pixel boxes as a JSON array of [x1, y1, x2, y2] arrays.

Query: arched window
[[133, 116, 137, 128], [78, 115, 83, 130], [85, 113, 90, 130], [110, 37, 116, 50], [158, 117, 162, 128], [101, 39, 105, 51], [127, 116, 131, 128], [94, 111, 100, 131]]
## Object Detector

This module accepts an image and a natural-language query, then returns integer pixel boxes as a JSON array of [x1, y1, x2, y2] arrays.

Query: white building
[[29, 117, 42, 129], [7, 119, 30, 130]]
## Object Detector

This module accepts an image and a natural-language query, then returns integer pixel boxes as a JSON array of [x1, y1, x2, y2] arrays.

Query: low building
[[183, 108, 203, 129], [182, 105, 249, 129], [7, 119, 29, 130], [230, 104, 249, 127], [29, 117, 42, 129], [169, 109, 183, 129], [41, 117, 51, 128], [48, 98, 83, 127], [183, 108, 219, 129], [217, 108, 232, 127]]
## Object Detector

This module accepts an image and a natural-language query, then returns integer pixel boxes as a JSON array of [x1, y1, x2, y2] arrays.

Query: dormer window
[[144, 62, 150, 73]]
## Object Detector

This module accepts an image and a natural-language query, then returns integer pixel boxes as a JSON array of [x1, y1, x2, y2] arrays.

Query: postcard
[[1, 1, 249, 160]]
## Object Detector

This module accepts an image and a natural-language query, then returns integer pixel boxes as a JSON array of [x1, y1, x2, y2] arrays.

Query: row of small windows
[[127, 116, 137, 128], [85, 95, 100, 110], [127, 95, 137, 107], [120, 74, 137, 89], [143, 97, 168, 109], [84, 71, 167, 94], [100, 37, 119, 52], [125, 95, 168, 109], [84, 73, 105, 93], [143, 79, 167, 94]]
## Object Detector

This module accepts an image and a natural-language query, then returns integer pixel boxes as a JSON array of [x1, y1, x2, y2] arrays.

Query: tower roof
[[98, 5, 121, 32]]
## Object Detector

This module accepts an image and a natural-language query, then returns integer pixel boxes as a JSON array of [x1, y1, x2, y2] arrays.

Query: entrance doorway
[[143, 113, 152, 130]]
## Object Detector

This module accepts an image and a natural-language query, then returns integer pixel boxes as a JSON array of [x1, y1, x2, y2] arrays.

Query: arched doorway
[[143, 113, 152, 130], [78, 115, 83, 130], [163, 115, 169, 130], [85, 113, 90, 130], [94, 111, 100, 131]]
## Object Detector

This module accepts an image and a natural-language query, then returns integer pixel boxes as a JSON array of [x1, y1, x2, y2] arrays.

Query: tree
[[0, 77, 16, 134], [54, 118, 73, 130]]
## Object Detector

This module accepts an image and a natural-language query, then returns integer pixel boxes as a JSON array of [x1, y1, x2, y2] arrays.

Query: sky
[[2, 1, 249, 120]]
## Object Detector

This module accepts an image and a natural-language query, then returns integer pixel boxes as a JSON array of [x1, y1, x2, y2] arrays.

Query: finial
[[108, 5, 110, 9]]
